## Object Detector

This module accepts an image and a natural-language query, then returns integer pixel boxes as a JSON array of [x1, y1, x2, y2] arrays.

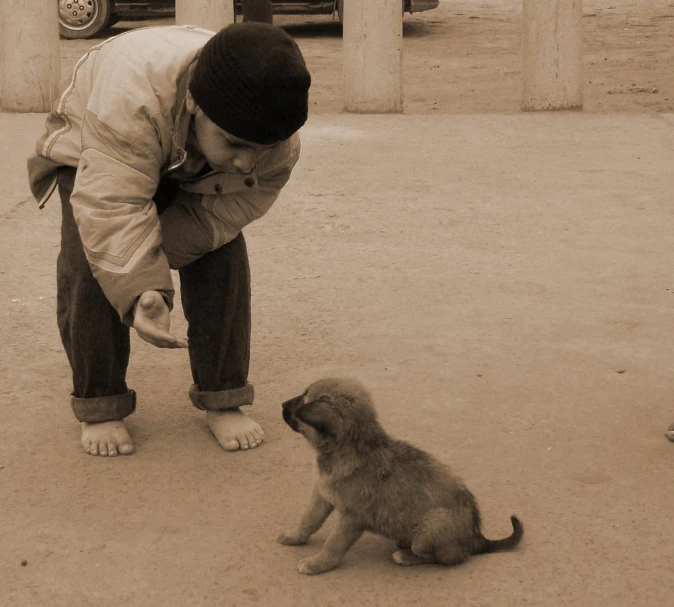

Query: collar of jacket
[[166, 58, 198, 175]]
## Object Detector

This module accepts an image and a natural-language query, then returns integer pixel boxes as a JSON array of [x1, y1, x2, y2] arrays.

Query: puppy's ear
[[296, 400, 335, 437]]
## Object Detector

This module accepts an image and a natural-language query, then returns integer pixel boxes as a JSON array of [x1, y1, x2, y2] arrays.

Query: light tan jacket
[[27, 25, 301, 323]]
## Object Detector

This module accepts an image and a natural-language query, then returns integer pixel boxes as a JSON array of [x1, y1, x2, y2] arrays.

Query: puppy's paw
[[297, 554, 339, 575], [277, 531, 308, 546], [392, 549, 411, 566], [392, 549, 432, 566]]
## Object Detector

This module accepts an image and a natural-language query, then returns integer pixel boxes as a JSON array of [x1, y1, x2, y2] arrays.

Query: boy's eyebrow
[[222, 131, 275, 150]]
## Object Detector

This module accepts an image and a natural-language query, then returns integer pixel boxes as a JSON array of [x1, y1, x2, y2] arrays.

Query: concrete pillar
[[0, 0, 60, 112], [522, 0, 583, 111], [175, 0, 235, 31], [343, 0, 403, 113]]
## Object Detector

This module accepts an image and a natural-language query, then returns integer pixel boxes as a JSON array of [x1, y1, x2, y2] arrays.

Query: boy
[[27, 22, 311, 457]]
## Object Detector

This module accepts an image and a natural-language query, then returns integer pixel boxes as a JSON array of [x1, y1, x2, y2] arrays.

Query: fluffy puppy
[[278, 378, 523, 575]]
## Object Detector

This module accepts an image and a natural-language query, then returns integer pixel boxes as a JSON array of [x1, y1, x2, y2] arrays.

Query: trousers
[[56, 167, 254, 423]]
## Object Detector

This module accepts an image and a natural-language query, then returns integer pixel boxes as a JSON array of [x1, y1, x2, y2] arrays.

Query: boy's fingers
[[136, 327, 188, 349], [161, 339, 188, 350], [175, 337, 189, 348], [142, 335, 184, 349], [168, 336, 189, 349]]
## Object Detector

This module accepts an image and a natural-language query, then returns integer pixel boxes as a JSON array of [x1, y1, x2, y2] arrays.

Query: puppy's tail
[[476, 516, 524, 554]]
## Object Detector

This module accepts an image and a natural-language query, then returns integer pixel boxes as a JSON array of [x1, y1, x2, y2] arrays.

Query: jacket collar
[[166, 58, 198, 174]]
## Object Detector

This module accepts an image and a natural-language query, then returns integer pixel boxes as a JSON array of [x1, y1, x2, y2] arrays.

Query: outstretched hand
[[133, 291, 188, 349]]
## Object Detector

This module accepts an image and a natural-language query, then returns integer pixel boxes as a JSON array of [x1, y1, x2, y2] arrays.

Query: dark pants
[[56, 167, 254, 423]]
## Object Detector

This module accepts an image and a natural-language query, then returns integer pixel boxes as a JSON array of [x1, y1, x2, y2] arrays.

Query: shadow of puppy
[[278, 378, 523, 575]]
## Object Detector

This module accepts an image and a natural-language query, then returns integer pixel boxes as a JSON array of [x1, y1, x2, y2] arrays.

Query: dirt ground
[[2, 1, 674, 606]]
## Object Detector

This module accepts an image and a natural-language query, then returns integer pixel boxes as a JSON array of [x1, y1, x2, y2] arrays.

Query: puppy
[[278, 378, 523, 575]]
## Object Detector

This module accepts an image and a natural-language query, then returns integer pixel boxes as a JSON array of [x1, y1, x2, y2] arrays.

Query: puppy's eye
[[318, 396, 341, 415], [296, 400, 335, 436]]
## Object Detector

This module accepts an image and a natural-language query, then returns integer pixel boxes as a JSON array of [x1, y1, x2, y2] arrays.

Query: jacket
[[27, 25, 301, 324]]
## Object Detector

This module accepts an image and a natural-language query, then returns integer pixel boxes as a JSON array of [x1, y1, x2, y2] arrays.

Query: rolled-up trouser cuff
[[71, 390, 137, 423], [188, 383, 254, 411]]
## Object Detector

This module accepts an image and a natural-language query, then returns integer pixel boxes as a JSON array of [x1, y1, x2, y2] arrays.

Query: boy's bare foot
[[81, 421, 135, 456], [666, 422, 674, 442], [207, 409, 264, 451]]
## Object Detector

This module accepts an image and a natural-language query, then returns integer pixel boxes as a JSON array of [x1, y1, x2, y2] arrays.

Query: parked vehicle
[[58, 1, 440, 40]]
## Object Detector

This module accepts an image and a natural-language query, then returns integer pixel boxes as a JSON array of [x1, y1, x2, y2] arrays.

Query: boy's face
[[186, 91, 274, 174]]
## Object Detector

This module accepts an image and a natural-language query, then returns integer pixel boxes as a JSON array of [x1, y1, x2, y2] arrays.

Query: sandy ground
[[1, 1, 674, 606]]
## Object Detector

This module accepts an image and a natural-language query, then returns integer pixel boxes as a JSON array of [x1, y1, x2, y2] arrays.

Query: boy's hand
[[133, 291, 188, 349]]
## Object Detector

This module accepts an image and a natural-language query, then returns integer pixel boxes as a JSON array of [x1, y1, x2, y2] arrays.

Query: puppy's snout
[[281, 394, 304, 431], [281, 394, 300, 413], [282, 404, 294, 427]]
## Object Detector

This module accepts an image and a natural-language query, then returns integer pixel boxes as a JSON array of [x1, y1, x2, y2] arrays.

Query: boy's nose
[[232, 149, 257, 173]]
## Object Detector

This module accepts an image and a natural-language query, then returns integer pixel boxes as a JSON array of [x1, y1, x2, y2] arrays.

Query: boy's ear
[[185, 90, 197, 115]]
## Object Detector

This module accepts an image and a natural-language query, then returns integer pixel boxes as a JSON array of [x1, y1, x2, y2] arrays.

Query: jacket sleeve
[[159, 154, 299, 270], [71, 108, 173, 325]]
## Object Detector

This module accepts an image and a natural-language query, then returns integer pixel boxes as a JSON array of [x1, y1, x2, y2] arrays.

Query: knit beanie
[[189, 22, 311, 145]]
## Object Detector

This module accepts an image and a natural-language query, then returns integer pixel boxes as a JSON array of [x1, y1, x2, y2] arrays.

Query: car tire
[[337, 1, 405, 24], [58, 0, 113, 39]]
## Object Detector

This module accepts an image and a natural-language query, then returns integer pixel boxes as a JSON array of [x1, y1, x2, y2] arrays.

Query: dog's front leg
[[297, 513, 363, 575], [278, 487, 334, 546]]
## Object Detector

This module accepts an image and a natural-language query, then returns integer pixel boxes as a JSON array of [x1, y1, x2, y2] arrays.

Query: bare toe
[[207, 409, 265, 453], [81, 421, 134, 458], [118, 442, 135, 455], [665, 421, 674, 441]]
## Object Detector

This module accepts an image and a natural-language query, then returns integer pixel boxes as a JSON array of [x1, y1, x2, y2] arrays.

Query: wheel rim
[[58, 0, 99, 30]]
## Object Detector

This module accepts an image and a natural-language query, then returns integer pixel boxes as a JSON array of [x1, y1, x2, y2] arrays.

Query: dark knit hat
[[189, 22, 311, 145]]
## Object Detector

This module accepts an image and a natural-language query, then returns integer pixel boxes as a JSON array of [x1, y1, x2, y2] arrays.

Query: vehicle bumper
[[410, 0, 440, 13]]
